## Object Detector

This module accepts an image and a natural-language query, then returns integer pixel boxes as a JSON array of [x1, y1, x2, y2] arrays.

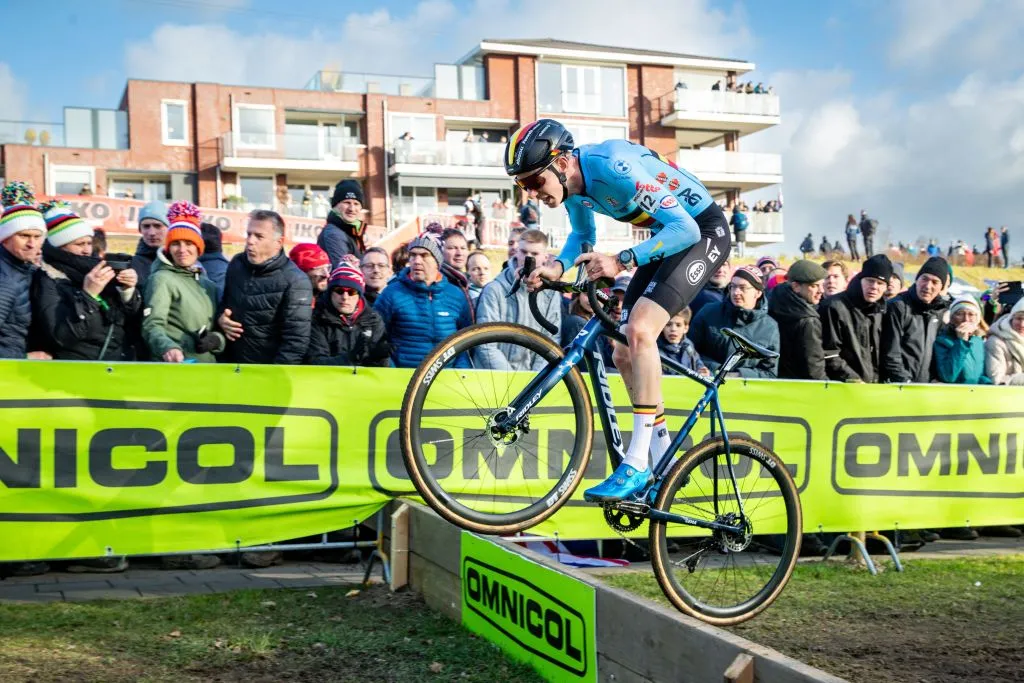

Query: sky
[[2, 0, 1023, 253]]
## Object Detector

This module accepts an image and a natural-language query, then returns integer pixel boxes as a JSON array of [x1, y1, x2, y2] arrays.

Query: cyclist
[[506, 119, 731, 503]]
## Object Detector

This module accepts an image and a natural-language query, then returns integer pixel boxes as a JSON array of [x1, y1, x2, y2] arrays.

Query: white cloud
[[0, 63, 27, 120]]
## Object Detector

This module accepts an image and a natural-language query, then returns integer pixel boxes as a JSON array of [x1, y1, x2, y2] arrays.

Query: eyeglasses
[[728, 284, 756, 293], [334, 287, 359, 297], [514, 162, 554, 191], [362, 263, 389, 271]]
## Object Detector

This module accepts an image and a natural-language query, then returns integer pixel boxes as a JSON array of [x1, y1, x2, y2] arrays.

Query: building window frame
[[49, 164, 97, 196], [161, 99, 189, 146], [232, 103, 277, 150]]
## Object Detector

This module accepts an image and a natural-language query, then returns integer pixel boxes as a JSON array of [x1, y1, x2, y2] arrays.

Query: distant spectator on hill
[[306, 264, 390, 367], [360, 246, 392, 305], [466, 250, 492, 302], [318, 179, 366, 266], [768, 260, 827, 380], [373, 231, 472, 368], [881, 256, 950, 383], [659, 307, 708, 376], [820, 254, 891, 383], [289, 243, 332, 299], [199, 223, 229, 300], [985, 297, 1024, 385], [799, 233, 814, 257], [934, 295, 990, 385], [984, 227, 1000, 268], [926, 240, 941, 258], [845, 214, 860, 261], [131, 201, 168, 285], [822, 260, 849, 298], [1000, 226, 1010, 268], [819, 236, 831, 257], [859, 210, 877, 257], [690, 265, 779, 378]]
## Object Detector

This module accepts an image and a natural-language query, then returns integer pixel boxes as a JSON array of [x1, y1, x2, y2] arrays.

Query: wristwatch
[[617, 249, 636, 271]]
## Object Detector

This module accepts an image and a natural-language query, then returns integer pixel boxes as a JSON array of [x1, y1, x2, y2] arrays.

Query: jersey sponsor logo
[[581, 199, 593, 208], [633, 188, 659, 213], [708, 244, 722, 262], [667, 178, 680, 191], [686, 259, 707, 285], [644, 280, 657, 294], [655, 172, 668, 184], [660, 195, 678, 209], [635, 182, 662, 193], [605, 196, 618, 207], [679, 187, 703, 207], [715, 226, 726, 238], [613, 160, 632, 175]]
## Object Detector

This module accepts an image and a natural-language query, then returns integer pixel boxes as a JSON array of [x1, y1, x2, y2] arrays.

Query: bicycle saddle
[[721, 328, 780, 360]]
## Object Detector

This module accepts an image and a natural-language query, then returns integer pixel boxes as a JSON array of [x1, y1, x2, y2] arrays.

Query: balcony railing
[[677, 150, 782, 176], [674, 90, 780, 117], [305, 70, 435, 97], [391, 140, 505, 167], [0, 120, 65, 147], [221, 132, 363, 162], [747, 211, 783, 235]]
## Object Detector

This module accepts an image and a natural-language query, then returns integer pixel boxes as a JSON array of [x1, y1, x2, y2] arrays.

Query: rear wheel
[[649, 437, 801, 625], [400, 323, 593, 534]]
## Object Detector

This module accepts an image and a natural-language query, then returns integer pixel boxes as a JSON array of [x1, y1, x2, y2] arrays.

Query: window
[[234, 104, 276, 149], [389, 113, 436, 143], [51, 166, 96, 196], [563, 65, 600, 114], [536, 62, 625, 117], [161, 100, 187, 146], [285, 183, 331, 218], [239, 176, 275, 209], [109, 177, 171, 201]]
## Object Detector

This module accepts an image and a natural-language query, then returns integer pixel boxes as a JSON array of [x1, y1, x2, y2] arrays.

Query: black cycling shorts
[[621, 209, 731, 324]]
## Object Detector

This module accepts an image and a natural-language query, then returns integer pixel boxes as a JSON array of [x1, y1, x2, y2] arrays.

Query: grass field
[[605, 555, 1024, 683], [0, 585, 542, 683]]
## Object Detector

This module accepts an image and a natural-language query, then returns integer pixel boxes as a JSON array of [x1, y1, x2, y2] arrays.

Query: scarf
[[326, 209, 366, 254]]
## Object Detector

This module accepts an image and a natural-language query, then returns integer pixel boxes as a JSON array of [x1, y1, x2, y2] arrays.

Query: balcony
[[305, 64, 485, 101], [660, 91, 781, 142], [389, 141, 511, 189], [677, 149, 783, 191], [220, 132, 364, 176]]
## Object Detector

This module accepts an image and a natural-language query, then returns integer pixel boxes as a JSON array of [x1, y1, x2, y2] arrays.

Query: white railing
[[221, 132, 363, 162], [747, 211, 783, 235], [675, 90, 780, 117], [677, 149, 782, 176], [392, 140, 505, 167]]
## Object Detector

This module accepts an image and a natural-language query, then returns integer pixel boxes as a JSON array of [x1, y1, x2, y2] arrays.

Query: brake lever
[[509, 256, 536, 298]]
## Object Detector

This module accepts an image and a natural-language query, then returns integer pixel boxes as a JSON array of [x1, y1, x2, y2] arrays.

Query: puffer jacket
[[30, 242, 142, 361], [0, 246, 35, 358], [218, 250, 313, 364], [142, 250, 225, 362], [373, 268, 473, 368], [880, 286, 948, 383], [306, 292, 390, 366], [473, 264, 561, 371], [819, 274, 886, 382], [317, 211, 365, 266], [129, 239, 160, 286], [767, 281, 826, 380], [689, 296, 780, 378], [933, 327, 990, 385]]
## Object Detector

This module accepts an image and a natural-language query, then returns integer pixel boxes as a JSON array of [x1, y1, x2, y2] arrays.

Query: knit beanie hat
[[861, 254, 894, 282], [787, 259, 827, 284], [289, 242, 330, 273], [891, 262, 905, 284], [949, 294, 981, 317], [328, 264, 365, 295], [917, 256, 951, 287], [41, 200, 93, 247], [766, 269, 788, 291], [408, 230, 444, 266], [200, 222, 223, 254], [756, 256, 778, 271], [0, 182, 46, 242], [138, 200, 169, 228], [330, 179, 364, 207], [164, 201, 205, 255], [733, 265, 765, 291]]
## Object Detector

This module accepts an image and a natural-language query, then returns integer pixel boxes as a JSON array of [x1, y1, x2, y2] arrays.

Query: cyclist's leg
[[609, 262, 657, 398]]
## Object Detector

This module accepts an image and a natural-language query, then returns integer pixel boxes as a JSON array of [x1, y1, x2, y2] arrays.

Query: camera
[[105, 253, 133, 272]]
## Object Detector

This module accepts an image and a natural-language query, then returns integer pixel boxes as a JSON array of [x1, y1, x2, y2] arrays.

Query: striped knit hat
[[165, 200, 205, 255], [328, 264, 364, 295], [0, 182, 46, 242], [41, 200, 92, 247]]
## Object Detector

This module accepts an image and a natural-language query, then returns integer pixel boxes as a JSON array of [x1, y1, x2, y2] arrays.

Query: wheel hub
[[486, 408, 527, 446], [715, 512, 753, 552]]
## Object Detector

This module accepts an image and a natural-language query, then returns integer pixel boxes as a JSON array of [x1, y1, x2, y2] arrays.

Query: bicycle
[[400, 246, 802, 624]]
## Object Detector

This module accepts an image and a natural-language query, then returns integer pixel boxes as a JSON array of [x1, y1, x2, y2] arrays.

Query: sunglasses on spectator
[[514, 162, 555, 191], [333, 287, 360, 297]]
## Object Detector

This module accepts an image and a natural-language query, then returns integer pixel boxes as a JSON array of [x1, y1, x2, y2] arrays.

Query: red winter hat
[[289, 243, 330, 273]]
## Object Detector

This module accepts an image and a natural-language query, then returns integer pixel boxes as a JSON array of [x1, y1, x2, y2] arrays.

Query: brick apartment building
[[0, 38, 784, 250]]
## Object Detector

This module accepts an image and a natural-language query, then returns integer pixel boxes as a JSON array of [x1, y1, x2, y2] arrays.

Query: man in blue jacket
[[689, 265, 780, 378], [373, 231, 473, 368]]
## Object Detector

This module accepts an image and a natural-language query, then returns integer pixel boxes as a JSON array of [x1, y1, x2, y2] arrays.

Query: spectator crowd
[[1, 176, 1022, 573]]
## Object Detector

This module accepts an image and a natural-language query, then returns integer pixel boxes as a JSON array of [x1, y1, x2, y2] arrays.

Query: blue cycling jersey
[[556, 139, 717, 271]]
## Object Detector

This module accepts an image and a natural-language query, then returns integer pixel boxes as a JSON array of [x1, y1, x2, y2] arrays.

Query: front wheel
[[400, 323, 594, 535], [649, 437, 802, 625]]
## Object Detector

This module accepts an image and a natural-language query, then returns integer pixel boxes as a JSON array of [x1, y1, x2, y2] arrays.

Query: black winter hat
[[917, 256, 951, 287], [200, 222, 222, 254], [861, 254, 893, 282], [331, 179, 364, 207]]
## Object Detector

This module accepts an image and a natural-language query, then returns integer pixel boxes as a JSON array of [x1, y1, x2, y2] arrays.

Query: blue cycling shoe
[[583, 463, 653, 503]]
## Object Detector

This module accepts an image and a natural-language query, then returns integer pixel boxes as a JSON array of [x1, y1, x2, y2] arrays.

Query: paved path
[[0, 562, 379, 604]]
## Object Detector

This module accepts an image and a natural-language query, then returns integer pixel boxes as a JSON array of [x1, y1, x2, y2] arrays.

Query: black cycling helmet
[[504, 119, 575, 176]]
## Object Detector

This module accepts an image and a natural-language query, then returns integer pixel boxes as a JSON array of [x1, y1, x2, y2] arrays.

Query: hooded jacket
[[985, 299, 1024, 385], [689, 295, 780, 378], [218, 250, 313, 365], [767, 281, 826, 380], [317, 210, 365, 266], [819, 274, 886, 382], [880, 286, 948, 383], [306, 292, 390, 366], [142, 250, 225, 362], [373, 268, 473, 368], [0, 246, 35, 358], [29, 242, 143, 361], [474, 263, 562, 371]]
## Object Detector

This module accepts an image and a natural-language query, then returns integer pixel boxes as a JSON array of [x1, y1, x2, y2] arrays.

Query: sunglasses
[[333, 287, 360, 297], [514, 162, 555, 191]]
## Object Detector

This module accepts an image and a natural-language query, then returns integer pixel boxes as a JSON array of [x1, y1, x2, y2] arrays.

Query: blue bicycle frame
[[494, 314, 749, 535]]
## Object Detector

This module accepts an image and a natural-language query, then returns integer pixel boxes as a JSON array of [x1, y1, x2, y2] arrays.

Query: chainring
[[603, 504, 646, 532]]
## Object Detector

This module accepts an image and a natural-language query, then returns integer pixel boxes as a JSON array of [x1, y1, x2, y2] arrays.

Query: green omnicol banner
[[0, 360, 1022, 561], [461, 532, 597, 682]]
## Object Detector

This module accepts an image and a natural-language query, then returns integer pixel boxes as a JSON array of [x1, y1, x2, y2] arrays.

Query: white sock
[[622, 406, 657, 470], [649, 413, 671, 467]]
